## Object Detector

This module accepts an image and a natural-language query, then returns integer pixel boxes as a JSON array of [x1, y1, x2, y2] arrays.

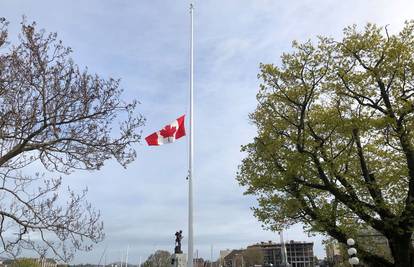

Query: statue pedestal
[[170, 253, 187, 267]]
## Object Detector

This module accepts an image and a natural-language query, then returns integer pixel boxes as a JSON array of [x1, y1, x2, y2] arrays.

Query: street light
[[347, 238, 355, 246], [347, 238, 359, 266]]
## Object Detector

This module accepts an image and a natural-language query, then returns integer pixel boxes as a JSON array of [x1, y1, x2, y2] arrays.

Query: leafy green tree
[[242, 247, 264, 267], [238, 21, 414, 267], [142, 250, 171, 267]]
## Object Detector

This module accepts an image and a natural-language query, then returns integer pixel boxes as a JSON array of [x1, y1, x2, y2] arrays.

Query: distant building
[[39, 258, 58, 267], [222, 241, 314, 267], [220, 250, 232, 267], [194, 257, 205, 267], [223, 249, 244, 267], [249, 240, 314, 267]]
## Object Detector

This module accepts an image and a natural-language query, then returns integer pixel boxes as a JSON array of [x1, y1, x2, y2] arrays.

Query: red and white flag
[[145, 115, 186, 146]]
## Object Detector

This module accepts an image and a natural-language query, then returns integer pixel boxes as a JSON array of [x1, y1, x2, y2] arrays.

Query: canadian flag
[[145, 115, 186, 146]]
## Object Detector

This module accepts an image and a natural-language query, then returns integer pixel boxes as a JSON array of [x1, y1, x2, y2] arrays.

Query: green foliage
[[141, 250, 171, 267], [12, 258, 41, 267], [238, 21, 414, 267], [242, 247, 264, 267]]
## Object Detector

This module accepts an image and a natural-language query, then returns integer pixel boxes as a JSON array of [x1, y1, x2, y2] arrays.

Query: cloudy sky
[[2, 0, 414, 264]]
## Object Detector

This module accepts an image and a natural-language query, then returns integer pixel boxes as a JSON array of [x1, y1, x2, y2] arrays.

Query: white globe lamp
[[347, 238, 355, 246], [349, 257, 360, 265], [347, 247, 357, 256]]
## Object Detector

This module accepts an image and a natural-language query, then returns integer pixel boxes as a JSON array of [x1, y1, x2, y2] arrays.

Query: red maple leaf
[[160, 125, 177, 138]]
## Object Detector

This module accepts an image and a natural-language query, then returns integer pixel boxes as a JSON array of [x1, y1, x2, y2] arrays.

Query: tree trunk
[[389, 234, 413, 267]]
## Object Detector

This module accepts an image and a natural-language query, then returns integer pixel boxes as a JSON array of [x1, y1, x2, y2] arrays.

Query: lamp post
[[347, 238, 360, 266]]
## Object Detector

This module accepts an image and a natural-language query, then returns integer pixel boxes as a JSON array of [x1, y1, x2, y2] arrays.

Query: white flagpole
[[188, 3, 195, 267]]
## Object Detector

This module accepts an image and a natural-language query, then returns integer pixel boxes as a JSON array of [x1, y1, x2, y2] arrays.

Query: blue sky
[[2, 0, 414, 264]]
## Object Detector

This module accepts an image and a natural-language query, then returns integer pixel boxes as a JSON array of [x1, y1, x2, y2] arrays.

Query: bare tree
[[0, 19, 144, 261]]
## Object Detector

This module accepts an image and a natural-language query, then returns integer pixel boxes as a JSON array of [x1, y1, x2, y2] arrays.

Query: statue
[[174, 230, 183, 254]]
